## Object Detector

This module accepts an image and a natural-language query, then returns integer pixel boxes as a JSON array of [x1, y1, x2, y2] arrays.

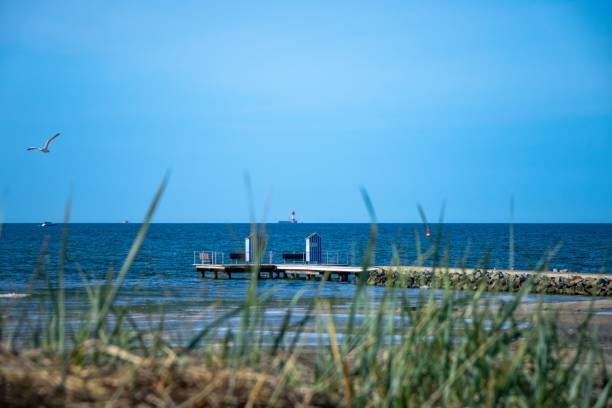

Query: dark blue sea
[[0, 223, 610, 344]]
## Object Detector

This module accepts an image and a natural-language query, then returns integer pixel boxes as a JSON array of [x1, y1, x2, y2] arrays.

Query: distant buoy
[[425, 226, 431, 237]]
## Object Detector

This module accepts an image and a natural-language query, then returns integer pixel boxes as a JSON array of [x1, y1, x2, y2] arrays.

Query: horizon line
[[3, 221, 612, 225]]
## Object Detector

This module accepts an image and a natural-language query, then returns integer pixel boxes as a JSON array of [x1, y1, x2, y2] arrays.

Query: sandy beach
[[516, 298, 612, 371]]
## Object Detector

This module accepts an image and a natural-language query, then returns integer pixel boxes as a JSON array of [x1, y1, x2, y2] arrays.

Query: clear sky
[[1, 0, 611, 223]]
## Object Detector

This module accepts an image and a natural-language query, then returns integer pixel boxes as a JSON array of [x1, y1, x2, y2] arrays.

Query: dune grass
[[0, 182, 610, 407]]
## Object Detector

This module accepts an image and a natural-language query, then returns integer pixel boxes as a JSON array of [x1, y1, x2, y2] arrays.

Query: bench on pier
[[282, 252, 305, 263], [229, 253, 245, 263]]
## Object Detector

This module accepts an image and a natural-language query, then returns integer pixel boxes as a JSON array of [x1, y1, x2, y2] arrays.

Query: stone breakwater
[[367, 267, 612, 296]]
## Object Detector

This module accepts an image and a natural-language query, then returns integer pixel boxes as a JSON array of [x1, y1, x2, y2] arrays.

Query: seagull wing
[[44, 133, 60, 149], [26, 147, 40, 151]]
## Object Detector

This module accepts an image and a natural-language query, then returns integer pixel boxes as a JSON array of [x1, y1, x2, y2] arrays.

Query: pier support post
[[227, 272, 232, 280], [214, 271, 218, 279]]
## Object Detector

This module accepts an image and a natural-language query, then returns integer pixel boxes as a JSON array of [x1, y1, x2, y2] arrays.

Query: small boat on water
[[278, 210, 298, 224], [41, 221, 55, 227]]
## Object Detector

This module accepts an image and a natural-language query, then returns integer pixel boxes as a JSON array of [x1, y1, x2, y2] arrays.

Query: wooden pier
[[195, 263, 378, 282]]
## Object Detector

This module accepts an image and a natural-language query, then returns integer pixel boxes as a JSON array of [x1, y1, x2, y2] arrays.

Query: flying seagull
[[26, 133, 60, 153]]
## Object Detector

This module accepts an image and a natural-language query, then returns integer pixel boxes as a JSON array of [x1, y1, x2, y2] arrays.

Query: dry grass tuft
[[0, 347, 330, 408]]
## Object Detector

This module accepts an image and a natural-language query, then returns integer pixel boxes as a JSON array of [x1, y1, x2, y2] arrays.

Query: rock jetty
[[367, 267, 612, 296]]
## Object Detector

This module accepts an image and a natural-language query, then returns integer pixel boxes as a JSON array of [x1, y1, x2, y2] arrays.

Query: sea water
[[0, 223, 610, 343]]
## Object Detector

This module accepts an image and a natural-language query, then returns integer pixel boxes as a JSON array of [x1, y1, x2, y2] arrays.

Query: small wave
[[596, 311, 612, 317], [0, 293, 30, 299]]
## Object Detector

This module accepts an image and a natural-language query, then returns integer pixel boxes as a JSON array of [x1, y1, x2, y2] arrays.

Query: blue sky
[[1, 0, 611, 223]]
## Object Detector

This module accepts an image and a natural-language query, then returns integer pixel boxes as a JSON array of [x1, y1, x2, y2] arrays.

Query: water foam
[[0, 293, 30, 299]]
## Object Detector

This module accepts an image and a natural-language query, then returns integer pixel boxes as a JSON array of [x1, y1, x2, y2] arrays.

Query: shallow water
[[0, 277, 602, 346], [596, 311, 612, 316]]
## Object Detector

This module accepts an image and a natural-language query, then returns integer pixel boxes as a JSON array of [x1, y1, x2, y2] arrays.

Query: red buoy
[[425, 226, 431, 237]]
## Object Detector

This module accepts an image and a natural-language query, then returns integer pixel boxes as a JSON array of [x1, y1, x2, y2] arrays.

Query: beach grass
[[0, 183, 610, 407]]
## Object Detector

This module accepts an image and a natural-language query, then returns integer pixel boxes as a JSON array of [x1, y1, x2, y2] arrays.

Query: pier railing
[[193, 251, 224, 265], [193, 250, 365, 266], [277, 251, 350, 264]]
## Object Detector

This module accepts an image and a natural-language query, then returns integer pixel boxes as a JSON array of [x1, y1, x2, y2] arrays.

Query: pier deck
[[194, 263, 378, 281]]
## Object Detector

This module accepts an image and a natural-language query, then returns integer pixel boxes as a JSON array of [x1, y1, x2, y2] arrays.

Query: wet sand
[[516, 298, 612, 370]]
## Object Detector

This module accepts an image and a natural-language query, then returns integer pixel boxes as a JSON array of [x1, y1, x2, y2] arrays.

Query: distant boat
[[122, 220, 129, 224], [279, 210, 298, 224], [41, 221, 55, 227]]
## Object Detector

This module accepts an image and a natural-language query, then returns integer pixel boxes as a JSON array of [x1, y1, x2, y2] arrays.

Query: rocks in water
[[367, 267, 611, 296]]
